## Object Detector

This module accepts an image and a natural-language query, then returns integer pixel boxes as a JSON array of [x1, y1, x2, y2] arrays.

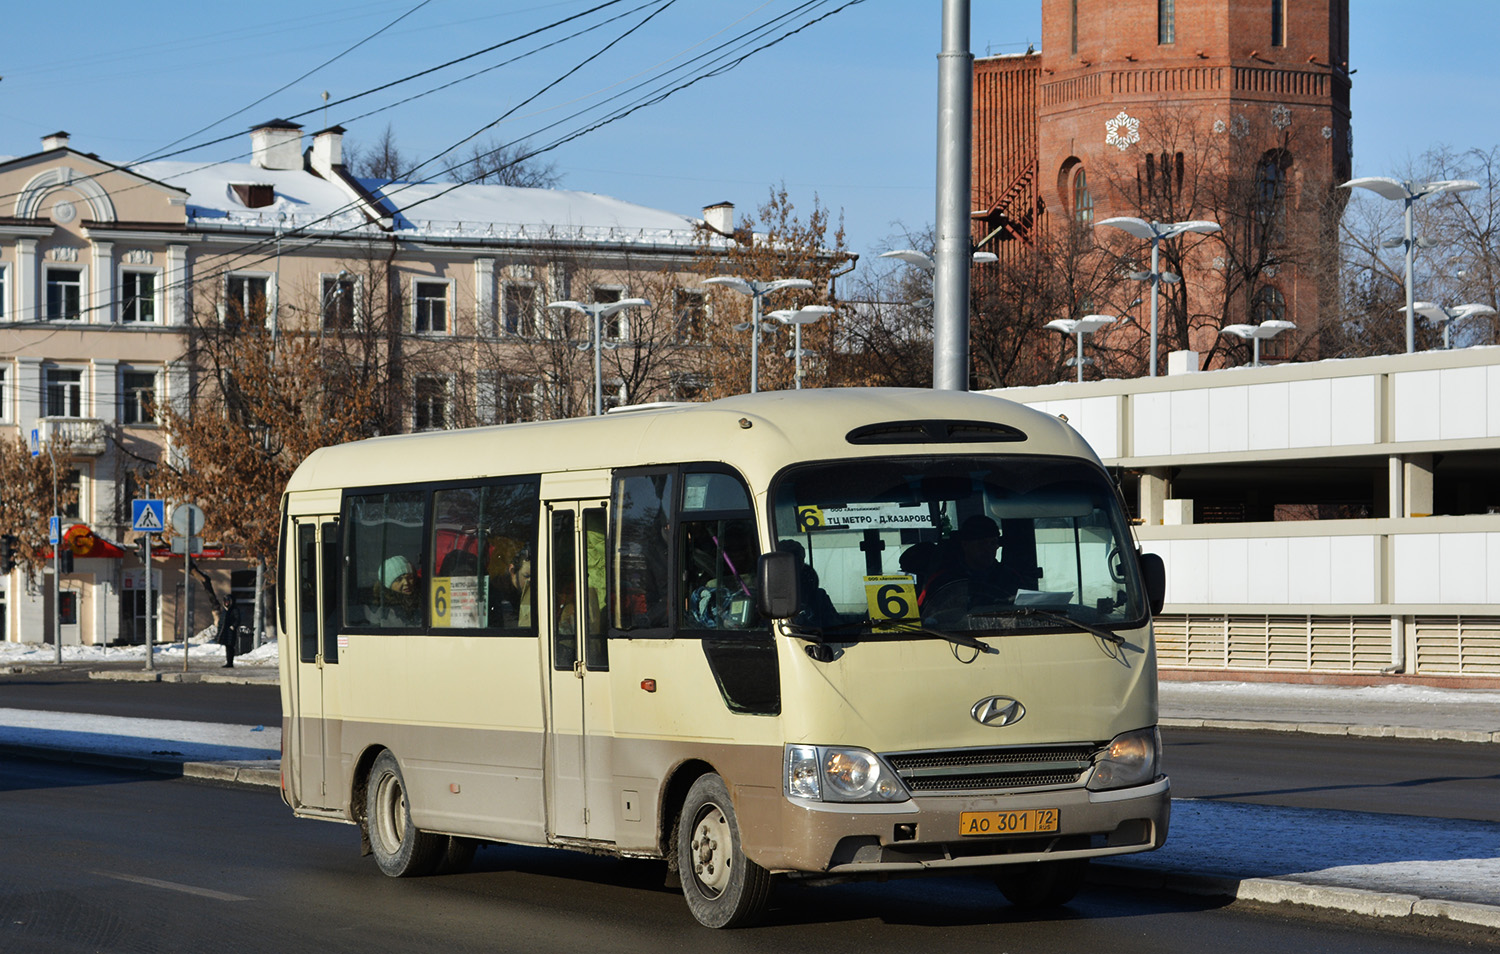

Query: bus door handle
[[573, 659, 584, 679]]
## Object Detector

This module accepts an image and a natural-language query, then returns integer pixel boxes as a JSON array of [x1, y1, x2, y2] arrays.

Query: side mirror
[[757, 551, 800, 619], [1138, 550, 1165, 616]]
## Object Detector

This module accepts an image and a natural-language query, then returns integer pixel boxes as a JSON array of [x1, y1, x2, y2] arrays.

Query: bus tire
[[366, 750, 444, 878], [994, 858, 1088, 908], [677, 773, 771, 928]]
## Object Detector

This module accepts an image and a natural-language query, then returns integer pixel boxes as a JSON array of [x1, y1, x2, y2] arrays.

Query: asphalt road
[[1, 756, 1484, 953]]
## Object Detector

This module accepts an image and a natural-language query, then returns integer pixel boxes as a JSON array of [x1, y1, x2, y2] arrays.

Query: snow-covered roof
[[129, 158, 707, 248]]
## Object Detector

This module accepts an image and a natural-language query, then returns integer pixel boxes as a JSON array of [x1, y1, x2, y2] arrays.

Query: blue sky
[[0, 1, 1495, 261]]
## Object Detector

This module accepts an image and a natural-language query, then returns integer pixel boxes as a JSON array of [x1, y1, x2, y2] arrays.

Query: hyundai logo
[[971, 695, 1026, 727]]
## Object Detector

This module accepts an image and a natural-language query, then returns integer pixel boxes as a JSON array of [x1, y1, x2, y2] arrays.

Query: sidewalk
[[2, 651, 1498, 937]]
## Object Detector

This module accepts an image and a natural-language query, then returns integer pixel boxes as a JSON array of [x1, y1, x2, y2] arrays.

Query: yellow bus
[[277, 387, 1169, 928]]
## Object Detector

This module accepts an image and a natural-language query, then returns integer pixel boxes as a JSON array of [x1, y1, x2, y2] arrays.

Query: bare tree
[[692, 185, 852, 398], [444, 137, 562, 189], [0, 434, 76, 579], [344, 123, 412, 180]]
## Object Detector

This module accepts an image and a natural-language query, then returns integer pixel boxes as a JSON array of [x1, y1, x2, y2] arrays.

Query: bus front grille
[[884, 744, 1098, 794]]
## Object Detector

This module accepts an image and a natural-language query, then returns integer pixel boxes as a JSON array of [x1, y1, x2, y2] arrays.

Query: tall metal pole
[[144, 483, 154, 672], [1148, 238, 1162, 377], [50, 442, 60, 665], [1403, 196, 1417, 354], [592, 306, 604, 416], [933, 0, 973, 391], [749, 293, 763, 394], [1075, 332, 1086, 383]]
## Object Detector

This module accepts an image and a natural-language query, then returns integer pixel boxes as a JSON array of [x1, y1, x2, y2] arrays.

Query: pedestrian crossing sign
[[132, 499, 166, 533]]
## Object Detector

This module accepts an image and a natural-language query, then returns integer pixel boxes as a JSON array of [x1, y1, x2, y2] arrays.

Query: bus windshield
[[771, 456, 1147, 636]]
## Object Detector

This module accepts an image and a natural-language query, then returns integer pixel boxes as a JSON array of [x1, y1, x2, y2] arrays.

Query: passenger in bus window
[[492, 546, 534, 627], [919, 515, 1026, 614], [777, 539, 839, 629], [371, 555, 421, 627], [686, 520, 759, 629]]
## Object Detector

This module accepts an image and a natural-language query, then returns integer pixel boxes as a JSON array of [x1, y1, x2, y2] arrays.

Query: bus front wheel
[[676, 773, 771, 928], [366, 750, 444, 878]]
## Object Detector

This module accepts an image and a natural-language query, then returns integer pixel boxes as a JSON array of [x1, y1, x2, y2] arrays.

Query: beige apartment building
[[0, 121, 730, 647]]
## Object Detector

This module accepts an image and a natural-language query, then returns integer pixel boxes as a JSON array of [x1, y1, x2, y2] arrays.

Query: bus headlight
[[1087, 727, 1161, 791], [785, 745, 910, 803]]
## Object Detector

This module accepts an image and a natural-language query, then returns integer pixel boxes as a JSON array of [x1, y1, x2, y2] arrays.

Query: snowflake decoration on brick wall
[[1322, 125, 1333, 140], [1213, 119, 1227, 133], [1271, 104, 1292, 130], [1230, 114, 1250, 139], [1105, 110, 1141, 151]]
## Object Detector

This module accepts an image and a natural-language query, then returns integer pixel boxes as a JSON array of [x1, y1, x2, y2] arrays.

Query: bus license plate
[[960, 809, 1059, 836]]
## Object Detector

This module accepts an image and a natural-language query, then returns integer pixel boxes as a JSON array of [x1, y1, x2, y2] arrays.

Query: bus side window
[[682, 518, 760, 631], [345, 490, 426, 630], [612, 472, 673, 632], [583, 508, 607, 668]]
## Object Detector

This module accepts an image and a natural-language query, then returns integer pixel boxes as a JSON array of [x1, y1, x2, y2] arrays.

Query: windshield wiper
[[784, 619, 994, 654], [975, 607, 1125, 645]]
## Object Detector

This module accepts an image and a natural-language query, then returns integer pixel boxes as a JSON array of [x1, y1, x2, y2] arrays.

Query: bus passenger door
[[290, 517, 340, 810], [544, 500, 614, 844]]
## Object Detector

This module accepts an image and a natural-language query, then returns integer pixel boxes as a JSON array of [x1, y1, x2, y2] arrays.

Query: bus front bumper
[[740, 776, 1170, 875]]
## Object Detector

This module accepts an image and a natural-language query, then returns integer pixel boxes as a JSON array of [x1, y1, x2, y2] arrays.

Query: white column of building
[[474, 257, 496, 337], [91, 241, 114, 324], [92, 359, 118, 425], [166, 245, 188, 326], [16, 355, 42, 424], [15, 239, 37, 322], [1403, 454, 1434, 519], [1138, 468, 1170, 526]]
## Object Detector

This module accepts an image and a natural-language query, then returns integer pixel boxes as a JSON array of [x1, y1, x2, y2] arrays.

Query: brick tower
[[974, 0, 1352, 368]]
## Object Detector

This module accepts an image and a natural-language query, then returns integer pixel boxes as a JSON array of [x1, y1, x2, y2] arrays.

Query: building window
[[503, 283, 539, 336], [414, 376, 450, 431], [500, 375, 539, 423], [46, 368, 84, 418], [322, 275, 356, 330], [414, 281, 449, 334], [121, 271, 158, 323], [60, 467, 84, 520], [1070, 0, 1078, 54], [593, 287, 626, 340], [0, 264, 8, 320], [1271, 0, 1286, 47], [46, 267, 83, 321], [1252, 285, 1286, 325], [1073, 167, 1093, 225], [122, 370, 157, 425], [0, 366, 8, 422], [674, 289, 706, 342], [226, 274, 268, 329], [1255, 150, 1291, 244], [1158, 0, 1175, 44]]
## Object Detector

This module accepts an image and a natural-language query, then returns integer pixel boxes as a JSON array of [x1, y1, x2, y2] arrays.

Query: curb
[[88, 669, 279, 687], [1093, 862, 1500, 933], [1160, 717, 1500, 745]]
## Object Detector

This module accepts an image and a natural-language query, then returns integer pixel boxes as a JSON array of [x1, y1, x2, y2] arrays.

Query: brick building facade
[[974, 0, 1351, 367]]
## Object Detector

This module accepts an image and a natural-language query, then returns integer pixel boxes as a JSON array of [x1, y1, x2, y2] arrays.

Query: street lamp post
[[1340, 177, 1480, 353], [1096, 217, 1221, 377], [1044, 315, 1116, 383], [1221, 320, 1296, 367], [1404, 301, 1498, 350], [768, 305, 834, 389], [546, 298, 649, 415], [700, 277, 814, 394]]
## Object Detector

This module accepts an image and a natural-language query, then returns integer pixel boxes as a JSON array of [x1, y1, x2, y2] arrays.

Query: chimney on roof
[[703, 202, 735, 235], [311, 126, 346, 171], [42, 131, 71, 152], [250, 120, 304, 171]]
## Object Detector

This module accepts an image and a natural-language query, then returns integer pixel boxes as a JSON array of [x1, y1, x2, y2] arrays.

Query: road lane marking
[[95, 871, 252, 902]]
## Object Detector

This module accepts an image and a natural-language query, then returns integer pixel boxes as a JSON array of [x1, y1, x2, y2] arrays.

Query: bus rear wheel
[[676, 773, 771, 928], [994, 858, 1089, 908], [366, 750, 444, 878]]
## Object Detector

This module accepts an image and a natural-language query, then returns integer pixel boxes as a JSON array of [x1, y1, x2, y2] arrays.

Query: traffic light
[[0, 534, 16, 573], [58, 547, 74, 574]]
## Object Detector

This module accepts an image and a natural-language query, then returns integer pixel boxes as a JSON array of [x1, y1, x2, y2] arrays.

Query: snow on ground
[[0, 707, 279, 762], [1164, 679, 1500, 707], [1127, 799, 1500, 907], [0, 637, 279, 668]]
